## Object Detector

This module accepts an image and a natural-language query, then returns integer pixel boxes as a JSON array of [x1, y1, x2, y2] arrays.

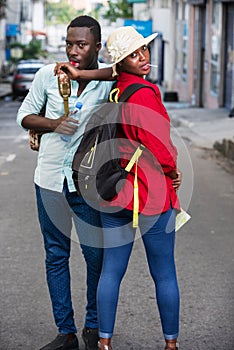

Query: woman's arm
[[54, 62, 114, 81]]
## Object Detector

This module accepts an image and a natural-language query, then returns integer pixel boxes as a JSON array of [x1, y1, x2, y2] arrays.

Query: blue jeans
[[97, 207, 180, 340], [35, 181, 103, 334]]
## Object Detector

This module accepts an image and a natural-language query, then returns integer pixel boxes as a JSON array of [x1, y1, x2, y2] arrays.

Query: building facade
[[0, 0, 6, 72], [173, 0, 234, 110], [1, 0, 233, 111], [130, 0, 234, 111], [0, 0, 45, 72]]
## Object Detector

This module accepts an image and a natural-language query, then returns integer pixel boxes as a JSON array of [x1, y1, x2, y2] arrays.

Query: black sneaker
[[39, 334, 79, 350], [82, 327, 99, 350]]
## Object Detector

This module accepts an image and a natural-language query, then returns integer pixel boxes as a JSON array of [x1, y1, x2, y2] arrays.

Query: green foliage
[[9, 42, 25, 50], [9, 39, 47, 63], [45, 0, 81, 25], [103, 0, 133, 23], [22, 39, 45, 59]]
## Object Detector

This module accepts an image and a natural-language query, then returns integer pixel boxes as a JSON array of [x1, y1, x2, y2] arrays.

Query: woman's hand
[[172, 169, 182, 191], [54, 63, 114, 81], [54, 62, 80, 80]]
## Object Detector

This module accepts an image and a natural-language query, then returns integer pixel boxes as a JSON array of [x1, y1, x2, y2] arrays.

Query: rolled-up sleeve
[[16, 67, 49, 129]]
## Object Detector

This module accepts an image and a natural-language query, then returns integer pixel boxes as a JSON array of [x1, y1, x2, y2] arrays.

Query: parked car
[[11, 59, 44, 98]]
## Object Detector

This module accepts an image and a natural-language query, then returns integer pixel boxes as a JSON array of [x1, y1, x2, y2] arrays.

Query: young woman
[[56, 26, 181, 350]]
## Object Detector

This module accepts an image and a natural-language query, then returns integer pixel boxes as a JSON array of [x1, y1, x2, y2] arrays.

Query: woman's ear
[[116, 62, 122, 74]]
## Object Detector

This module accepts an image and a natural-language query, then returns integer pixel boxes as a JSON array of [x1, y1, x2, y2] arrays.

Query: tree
[[45, 0, 82, 25], [22, 39, 45, 60], [103, 0, 133, 23], [9, 39, 47, 63]]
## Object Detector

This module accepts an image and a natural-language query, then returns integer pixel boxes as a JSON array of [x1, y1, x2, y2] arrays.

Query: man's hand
[[53, 115, 79, 135]]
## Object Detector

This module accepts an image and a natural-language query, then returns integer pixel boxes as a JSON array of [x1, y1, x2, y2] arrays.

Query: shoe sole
[[82, 333, 88, 350]]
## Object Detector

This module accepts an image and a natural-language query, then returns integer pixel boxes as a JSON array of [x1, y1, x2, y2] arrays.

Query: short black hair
[[67, 15, 101, 43]]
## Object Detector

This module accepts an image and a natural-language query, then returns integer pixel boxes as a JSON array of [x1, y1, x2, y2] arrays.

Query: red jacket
[[103, 72, 180, 215]]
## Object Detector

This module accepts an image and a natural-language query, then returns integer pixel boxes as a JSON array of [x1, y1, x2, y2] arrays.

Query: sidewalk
[[167, 105, 234, 150]]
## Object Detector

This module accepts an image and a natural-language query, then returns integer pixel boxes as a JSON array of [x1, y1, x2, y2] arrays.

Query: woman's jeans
[[35, 181, 103, 334], [97, 207, 180, 341]]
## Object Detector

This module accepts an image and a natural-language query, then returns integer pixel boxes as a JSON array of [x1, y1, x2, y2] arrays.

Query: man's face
[[66, 27, 101, 70]]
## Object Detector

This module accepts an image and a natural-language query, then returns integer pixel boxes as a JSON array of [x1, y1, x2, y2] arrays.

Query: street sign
[[124, 19, 153, 37]]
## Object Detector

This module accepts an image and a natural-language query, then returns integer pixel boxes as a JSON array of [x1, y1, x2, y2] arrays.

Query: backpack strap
[[109, 83, 156, 103], [119, 83, 156, 102], [120, 83, 156, 227], [109, 82, 156, 228]]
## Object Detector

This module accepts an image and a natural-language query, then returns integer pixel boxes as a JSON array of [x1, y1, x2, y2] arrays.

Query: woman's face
[[118, 45, 151, 77]]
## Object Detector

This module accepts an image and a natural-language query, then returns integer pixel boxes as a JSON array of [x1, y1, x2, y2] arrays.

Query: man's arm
[[22, 113, 79, 135], [22, 114, 59, 131]]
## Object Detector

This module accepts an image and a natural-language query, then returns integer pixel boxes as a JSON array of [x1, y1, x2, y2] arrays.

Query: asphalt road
[[0, 99, 233, 350]]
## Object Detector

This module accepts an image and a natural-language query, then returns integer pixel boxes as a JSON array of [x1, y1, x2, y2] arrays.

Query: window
[[182, 3, 189, 81], [175, 1, 189, 82], [175, 1, 180, 77], [210, 2, 221, 94], [161, 0, 169, 8]]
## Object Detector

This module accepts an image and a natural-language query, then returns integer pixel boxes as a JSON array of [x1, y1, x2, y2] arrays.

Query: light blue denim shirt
[[17, 63, 113, 192]]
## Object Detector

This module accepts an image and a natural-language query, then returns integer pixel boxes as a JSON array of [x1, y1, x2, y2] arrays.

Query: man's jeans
[[35, 181, 103, 334]]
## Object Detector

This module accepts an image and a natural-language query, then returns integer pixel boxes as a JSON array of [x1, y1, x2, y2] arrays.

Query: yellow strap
[[132, 161, 139, 228], [125, 145, 145, 172], [124, 145, 145, 228], [109, 88, 120, 103], [87, 146, 95, 164]]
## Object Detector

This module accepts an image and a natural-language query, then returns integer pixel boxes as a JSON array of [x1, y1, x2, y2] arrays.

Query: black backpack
[[72, 83, 153, 203]]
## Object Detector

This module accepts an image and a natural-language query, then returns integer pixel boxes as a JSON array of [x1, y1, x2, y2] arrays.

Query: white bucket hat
[[106, 26, 158, 76]]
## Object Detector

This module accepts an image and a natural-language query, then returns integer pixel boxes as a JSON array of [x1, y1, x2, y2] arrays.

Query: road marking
[[0, 153, 16, 168], [14, 133, 28, 143], [6, 154, 16, 162]]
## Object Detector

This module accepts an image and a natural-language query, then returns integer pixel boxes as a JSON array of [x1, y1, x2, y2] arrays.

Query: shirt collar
[[117, 71, 145, 84]]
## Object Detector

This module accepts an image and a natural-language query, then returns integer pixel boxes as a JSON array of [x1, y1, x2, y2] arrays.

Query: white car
[[12, 59, 44, 98]]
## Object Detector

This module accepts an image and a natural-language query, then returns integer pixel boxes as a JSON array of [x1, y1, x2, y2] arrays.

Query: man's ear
[[96, 42, 102, 52]]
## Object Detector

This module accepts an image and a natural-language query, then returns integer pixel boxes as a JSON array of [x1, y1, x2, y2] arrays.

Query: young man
[[17, 16, 113, 350]]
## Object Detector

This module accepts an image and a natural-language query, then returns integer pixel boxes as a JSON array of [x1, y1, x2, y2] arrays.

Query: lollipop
[[70, 60, 79, 68]]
